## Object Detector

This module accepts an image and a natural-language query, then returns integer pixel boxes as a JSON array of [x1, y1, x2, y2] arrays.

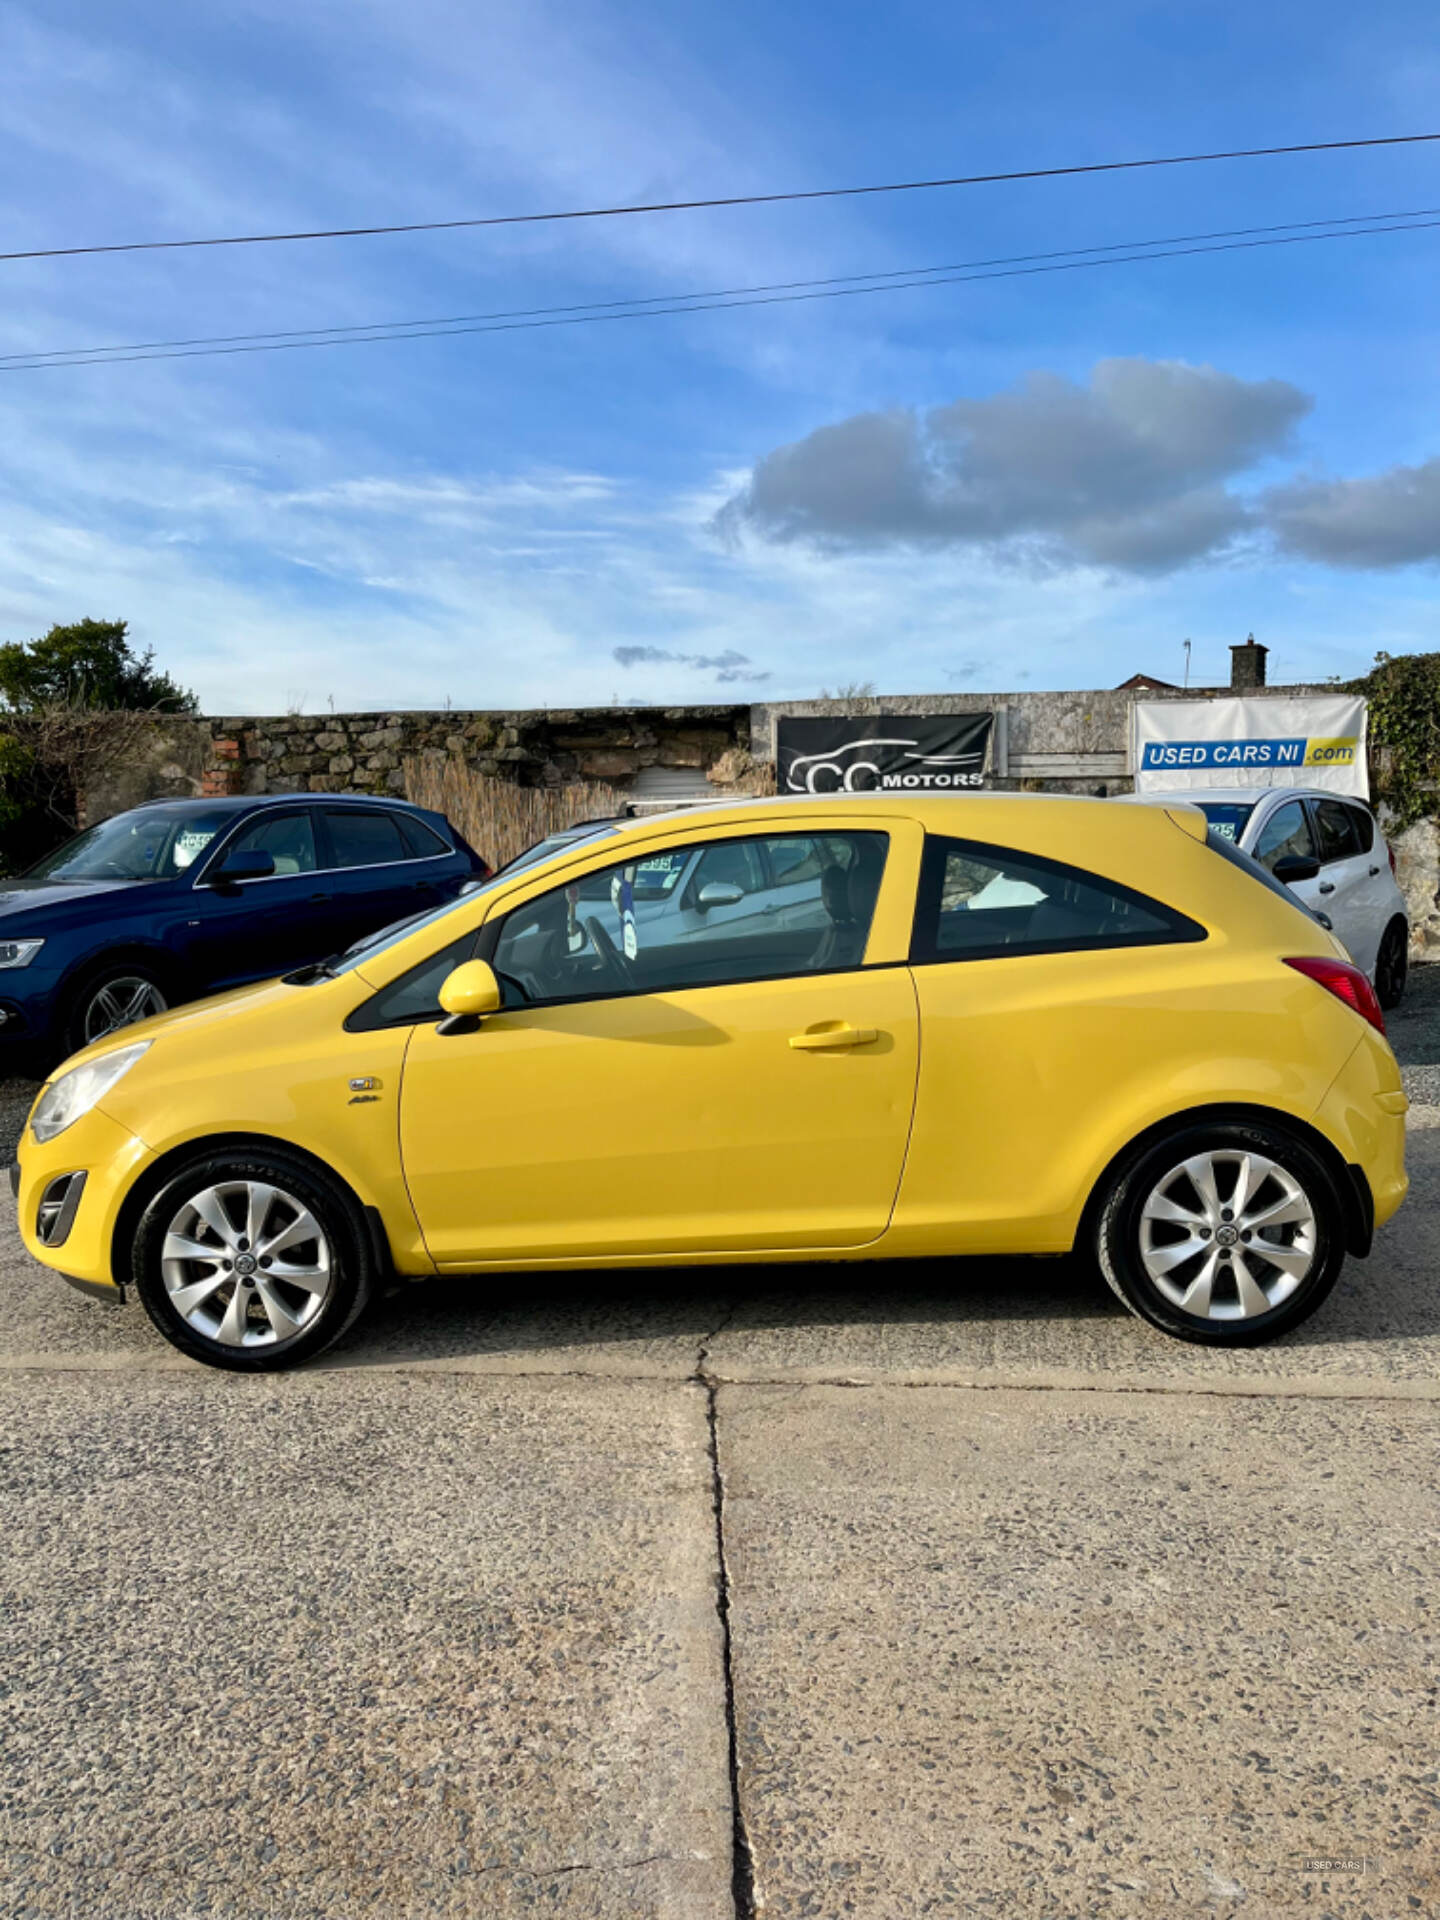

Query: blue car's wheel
[[64, 963, 170, 1056]]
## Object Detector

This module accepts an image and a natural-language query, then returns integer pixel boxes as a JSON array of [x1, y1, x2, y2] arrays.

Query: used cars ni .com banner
[[777, 714, 995, 793], [1132, 696, 1368, 799]]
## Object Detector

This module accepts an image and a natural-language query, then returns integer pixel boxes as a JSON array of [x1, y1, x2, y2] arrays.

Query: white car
[[1121, 786, 1408, 1006]]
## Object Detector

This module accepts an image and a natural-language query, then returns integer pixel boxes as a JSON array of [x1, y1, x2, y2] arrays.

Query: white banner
[[1132, 695, 1368, 799]]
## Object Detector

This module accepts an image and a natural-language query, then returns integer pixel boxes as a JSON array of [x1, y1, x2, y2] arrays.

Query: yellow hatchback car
[[14, 794, 1407, 1370]]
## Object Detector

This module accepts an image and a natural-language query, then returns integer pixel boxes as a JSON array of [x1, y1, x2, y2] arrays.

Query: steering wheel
[[585, 916, 632, 990]]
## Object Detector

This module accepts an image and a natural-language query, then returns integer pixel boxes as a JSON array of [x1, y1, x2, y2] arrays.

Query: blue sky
[[1, 0, 1438, 712]]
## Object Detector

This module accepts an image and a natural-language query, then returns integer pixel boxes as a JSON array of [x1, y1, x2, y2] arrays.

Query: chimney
[[1230, 633, 1268, 692]]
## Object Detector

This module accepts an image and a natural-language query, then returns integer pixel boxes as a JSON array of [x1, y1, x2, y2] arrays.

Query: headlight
[[31, 1041, 151, 1144], [0, 938, 44, 969]]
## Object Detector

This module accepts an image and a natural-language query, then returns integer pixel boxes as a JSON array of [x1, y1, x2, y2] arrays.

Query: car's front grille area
[[36, 1171, 86, 1248]]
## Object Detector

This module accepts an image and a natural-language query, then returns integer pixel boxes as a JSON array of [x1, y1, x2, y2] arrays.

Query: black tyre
[[63, 961, 171, 1057], [1095, 1120, 1346, 1346], [130, 1147, 377, 1372], [1375, 917, 1409, 1011]]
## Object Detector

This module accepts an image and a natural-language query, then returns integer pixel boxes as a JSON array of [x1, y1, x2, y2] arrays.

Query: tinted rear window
[[397, 813, 451, 858], [324, 809, 410, 868]]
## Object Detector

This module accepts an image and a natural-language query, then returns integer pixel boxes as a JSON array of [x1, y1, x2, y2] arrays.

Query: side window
[[1313, 799, 1361, 865], [684, 838, 765, 903], [911, 837, 1201, 962], [492, 831, 888, 1004], [323, 809, 410, 869], [225, 810, 317, 876], [766, 838, 824, 887], [1344, 803, 1375, 855], [397, 813, 451, 859], [1252, 802, 1317, 874], [346, 932, 477, 1030]]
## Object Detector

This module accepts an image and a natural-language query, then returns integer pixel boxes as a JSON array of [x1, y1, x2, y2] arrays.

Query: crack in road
[[694, 1301, 758, 1920]]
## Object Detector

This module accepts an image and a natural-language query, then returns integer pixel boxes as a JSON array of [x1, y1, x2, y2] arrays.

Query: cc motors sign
[[777, 713, 995, 793], [1133, 695, 1368, 798]]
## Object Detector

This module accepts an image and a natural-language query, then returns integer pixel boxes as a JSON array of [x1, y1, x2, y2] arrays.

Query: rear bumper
[[1313, 1035, 1408, 1248]]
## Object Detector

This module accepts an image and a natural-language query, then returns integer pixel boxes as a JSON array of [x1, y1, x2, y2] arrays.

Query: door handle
[[1370, 865, 1382, 876], [789, 1024, 878, 1050], [1318, 881, 1335, 895], [309, 891, 331, 903]]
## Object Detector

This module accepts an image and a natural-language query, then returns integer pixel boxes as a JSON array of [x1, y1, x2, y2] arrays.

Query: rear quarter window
[[910, 837, 1203, 963]]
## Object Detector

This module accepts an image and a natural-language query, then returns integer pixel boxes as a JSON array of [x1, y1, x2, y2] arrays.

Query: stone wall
[[76, 690, 1440, 957], [200, 705, 754, 800], [82, 705, 756, 820]]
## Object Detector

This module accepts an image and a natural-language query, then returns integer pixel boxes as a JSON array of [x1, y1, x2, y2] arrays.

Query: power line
[[4, 131, 1440, 265], [4, 210, 1437, 374], [6, 203, 1436, 369]]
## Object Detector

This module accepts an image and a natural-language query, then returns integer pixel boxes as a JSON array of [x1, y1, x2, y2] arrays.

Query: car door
[[319, 807, 433, 952], [1246, 798, 1323, 920], [397, 821, 923, 1266], [184, 807, 333, 986], [1334, 801, 1391, 975], [1307, 797, 1374, 969]]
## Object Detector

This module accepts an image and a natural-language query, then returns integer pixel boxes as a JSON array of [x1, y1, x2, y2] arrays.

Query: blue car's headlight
[[0, 938, 44, 969]]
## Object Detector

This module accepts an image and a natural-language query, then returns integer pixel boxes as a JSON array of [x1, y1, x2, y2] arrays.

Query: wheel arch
[[1074, 1102, 1373, 1262], [111, 1130, 392, 1288], [57, 941, 186, 1027]]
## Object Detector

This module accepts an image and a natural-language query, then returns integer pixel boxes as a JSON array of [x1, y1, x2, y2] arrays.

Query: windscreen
[[25, 808, 225, 881]]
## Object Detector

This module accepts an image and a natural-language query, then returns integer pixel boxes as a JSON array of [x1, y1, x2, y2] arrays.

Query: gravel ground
[[1, 969, 1438, 1916]]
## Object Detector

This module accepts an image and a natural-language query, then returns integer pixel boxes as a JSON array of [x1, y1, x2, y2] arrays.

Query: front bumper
[[14, 1105, 155, 1293]]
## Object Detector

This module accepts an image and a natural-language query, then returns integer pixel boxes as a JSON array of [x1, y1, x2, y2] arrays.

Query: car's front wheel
[[1095, 1120, 1346, 1345], [130, 1148, 377, 1371]]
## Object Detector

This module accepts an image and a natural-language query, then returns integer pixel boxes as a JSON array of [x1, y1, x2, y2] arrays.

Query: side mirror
[[697, 881, 744, 910], [437, 958, 503, 1034], [208, 849, 275, 887], [1271, 854, 1320, 885]]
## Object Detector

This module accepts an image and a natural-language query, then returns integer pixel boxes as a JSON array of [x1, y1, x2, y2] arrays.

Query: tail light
[[1387, 840, 1397, 879], [1284, 955, 1385, 1035]]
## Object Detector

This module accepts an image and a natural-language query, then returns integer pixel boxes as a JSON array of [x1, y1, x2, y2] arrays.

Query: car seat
[[810, 844, 884, 970]]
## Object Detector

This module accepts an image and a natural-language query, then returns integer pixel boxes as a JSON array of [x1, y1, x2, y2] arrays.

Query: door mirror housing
[[437, 958, 503, 1034], [1271, 853, 1321, 885], [696, 881, 744, 910], [207, 849, 276, 887]]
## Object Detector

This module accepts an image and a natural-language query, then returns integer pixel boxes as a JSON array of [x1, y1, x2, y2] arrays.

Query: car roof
[[131, 791, 425, 813], [1119, 787, 1371, 809]]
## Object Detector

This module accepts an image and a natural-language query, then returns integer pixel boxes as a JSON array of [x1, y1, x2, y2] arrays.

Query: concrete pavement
[[2, 1005, 1439, 1916]]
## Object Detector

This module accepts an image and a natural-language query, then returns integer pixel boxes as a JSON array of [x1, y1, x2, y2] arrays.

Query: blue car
[[0, 793, 489, 1062]]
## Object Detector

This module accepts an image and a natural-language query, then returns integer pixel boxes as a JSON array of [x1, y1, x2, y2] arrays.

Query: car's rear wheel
[[1095, 1120, 1346, 1345], [131, 1149, 376, 1372], [65, 962, 170, 1055], [1375, 917, 1409, 1011]]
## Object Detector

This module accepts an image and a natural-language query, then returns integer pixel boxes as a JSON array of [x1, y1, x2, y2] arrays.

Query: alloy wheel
[[160, 1179, 334, 1349], [1376, 924, 1408, 1009], [83, 975, 168, 1044], [1137, 1149, 1316, 1322]]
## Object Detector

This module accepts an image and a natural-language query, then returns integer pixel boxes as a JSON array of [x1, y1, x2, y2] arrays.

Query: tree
[[0, 618, 196, 714], [0, 621, 197, 872]]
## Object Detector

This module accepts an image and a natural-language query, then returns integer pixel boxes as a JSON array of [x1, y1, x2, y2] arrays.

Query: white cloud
[[718, 357, 1311, 572], [1263, 460, 1440, 568]]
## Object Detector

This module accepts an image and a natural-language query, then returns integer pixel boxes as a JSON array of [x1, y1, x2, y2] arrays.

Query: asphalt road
[[2, 985, 1439, 1917]]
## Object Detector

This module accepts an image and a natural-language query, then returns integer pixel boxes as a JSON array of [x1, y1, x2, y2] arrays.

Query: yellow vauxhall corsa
[[13, 794, 1408, 1371]]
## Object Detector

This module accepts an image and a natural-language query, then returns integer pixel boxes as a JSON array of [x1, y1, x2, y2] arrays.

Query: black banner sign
[[777, 713, 994, 794]]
